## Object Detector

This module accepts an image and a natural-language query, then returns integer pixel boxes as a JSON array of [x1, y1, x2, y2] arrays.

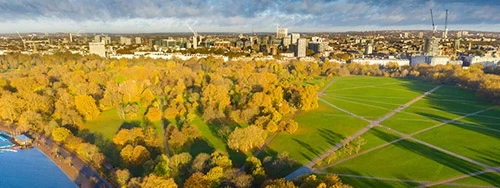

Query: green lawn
[[273, 76, 499, 187], [80, 108, 146, 140], [262, 103, 368, 165], [414, 122, 500, 167], [326, 138, 487, 181], [452, 172, 500, 187]]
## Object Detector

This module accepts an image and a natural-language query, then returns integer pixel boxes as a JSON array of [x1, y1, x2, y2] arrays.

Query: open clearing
[[272, 76, 499, 187]]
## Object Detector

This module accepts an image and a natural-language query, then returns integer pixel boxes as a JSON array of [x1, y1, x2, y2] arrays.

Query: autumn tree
[[227, 125, 267, 153], [116, 169, 131, 187], [52, 127, 72, 143], [74, 95, 100, 121]]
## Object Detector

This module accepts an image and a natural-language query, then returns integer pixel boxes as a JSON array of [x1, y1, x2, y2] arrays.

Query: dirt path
[[285, 85, 442, 180]]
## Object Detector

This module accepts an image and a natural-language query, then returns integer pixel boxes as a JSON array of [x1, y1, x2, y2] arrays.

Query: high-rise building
[[454, 39, 461, 49], [277, 27, 288, 38], [404, 32, 409, 38], [120, 37, 132, 45], [192, 36, 198, 49], [135, 37, 142, 44], [89, 41, 106, 57], [296, 38, 306, 57], [291, 33, 300, 44], [283, 35, 291, 48], [456, 31, 462, 38], [418, 32, 424, 39], [424, 37, 439, 56], [365, 44, 373, 55], [94, 35, 102, 42]]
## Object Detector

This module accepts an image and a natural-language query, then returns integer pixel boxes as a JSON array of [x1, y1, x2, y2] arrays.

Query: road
[[285, 85, 442, 180]]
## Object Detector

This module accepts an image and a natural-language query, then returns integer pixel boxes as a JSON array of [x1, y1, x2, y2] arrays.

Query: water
[[0, 148, 76, 188]]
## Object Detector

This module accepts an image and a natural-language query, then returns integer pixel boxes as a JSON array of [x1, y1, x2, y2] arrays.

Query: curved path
[[0, 122, 114, 188]]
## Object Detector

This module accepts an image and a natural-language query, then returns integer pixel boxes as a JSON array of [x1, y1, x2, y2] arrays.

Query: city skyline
[[1, 0, 500, 33]]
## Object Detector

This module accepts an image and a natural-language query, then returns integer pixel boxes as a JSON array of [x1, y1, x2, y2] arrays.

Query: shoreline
[[0, 123, 113, 188]]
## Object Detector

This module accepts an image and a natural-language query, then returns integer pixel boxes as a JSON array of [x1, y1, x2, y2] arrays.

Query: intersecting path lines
[[316, 106, 496, 172], [417, 167, 500, 188], [285, 85, 442, 180], [314, 172, 499, 188], [381, 124, 497, 169]]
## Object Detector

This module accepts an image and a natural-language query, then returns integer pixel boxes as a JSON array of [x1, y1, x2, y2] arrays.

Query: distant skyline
[[1, 0, 500, 33]]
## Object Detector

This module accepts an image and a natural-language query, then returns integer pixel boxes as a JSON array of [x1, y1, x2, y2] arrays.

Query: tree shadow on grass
[[77, 129, 121, 167], [318, 128, 345, 147], [371, 128, 500, 185], [257, 148, 302, 179], [119, 121, 141, 130], [293, 138, 321, 161], [416, 112, 500, 140], [186, 139, 215, 159], [332, 168, 421, 187]]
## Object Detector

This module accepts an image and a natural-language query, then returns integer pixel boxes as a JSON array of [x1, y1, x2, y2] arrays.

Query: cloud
[[0, 0, 498, 33]]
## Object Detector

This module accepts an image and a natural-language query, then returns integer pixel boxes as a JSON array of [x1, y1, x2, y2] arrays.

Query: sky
[[0, 0, 499, 33]]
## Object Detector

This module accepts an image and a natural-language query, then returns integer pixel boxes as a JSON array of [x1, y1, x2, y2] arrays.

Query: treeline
[[0, 53, 325, 187], [321, 61, 500, 104]]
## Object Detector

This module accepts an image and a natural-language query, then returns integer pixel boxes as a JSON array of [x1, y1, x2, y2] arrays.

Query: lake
[[0, 148, 76, 188]]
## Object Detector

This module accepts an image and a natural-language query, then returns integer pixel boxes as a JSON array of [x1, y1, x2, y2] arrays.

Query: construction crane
[[444, 9, 448, 39], [16, 32, 27, 50], [187, 24, 204, 48], [430, 9, 437, 37], [16, 32, 49, 53]]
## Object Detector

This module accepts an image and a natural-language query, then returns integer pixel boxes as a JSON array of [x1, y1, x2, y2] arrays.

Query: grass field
[[270, 76, 499, 187]]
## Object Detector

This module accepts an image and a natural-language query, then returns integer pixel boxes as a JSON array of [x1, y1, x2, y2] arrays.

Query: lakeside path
[[0, 122, 114, 188]]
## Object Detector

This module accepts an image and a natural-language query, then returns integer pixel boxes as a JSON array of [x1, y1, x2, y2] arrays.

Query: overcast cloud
[[0, 0, 499, 33]]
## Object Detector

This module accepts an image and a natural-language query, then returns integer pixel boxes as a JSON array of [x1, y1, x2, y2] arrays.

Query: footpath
[[0, 122, 114, 188]]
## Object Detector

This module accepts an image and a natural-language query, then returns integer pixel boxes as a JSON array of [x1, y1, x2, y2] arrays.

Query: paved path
[[285, 85, 442, 180], [0, 122, 114, 188], [417, 167, 500, 188], [317, 106, 496, 172], [316, 173, 498, 188]]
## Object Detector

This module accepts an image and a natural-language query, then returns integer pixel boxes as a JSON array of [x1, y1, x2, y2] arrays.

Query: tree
[[206, 166, 224, 187], [154, 154, 171, 177], [115, 168, 131, 187], [262, 178, 296, 188], [184, 172, 210, 188], [52, 127, 72, 143], [145, 107, 162, 121], [227, 125, 267, 153], [113, 127, 145, 147], [284, 120, 299, 134], [120, 144, 151, 166], [191, 153, 211, 173], [74, 95, 100, 121], [169, 152, 192, 173], [140, 174, 177, 188]]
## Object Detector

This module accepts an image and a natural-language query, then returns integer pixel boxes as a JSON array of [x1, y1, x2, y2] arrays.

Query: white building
[[277, 27, 288, 38], [297, 38, 307, 58], [89, 41, 106, 57], [471, 55, 500, 67], [364, 44, 373, 55], [120, 37, 132, 45], [283, 35, 291, 48], [424, 37, 440, 56], [352, 58, 410, 66], [291, 33, 300, 44], [410, 56, 450, 66], [135, 37, 142, 44]]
